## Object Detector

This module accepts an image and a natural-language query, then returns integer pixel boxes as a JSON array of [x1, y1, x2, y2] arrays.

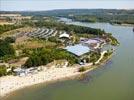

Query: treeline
[[2, 9, 133, 17], [70, 15, 97, 23], [63, 24, 105, 35], [0, 37, 15, 58], [68, 14, 134, 24], [24, 48, 78, 68], [1, 9, 133, 24], [0, 24, 23, 34], [108, 34, 119, 46]]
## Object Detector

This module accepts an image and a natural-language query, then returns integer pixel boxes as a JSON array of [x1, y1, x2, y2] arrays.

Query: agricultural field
[[0, 27, 36, 38]]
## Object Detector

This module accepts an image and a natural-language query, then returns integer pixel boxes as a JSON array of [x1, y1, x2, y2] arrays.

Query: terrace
[[26, 28, 67, 39]]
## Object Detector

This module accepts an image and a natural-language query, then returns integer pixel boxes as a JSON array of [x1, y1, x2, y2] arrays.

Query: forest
[[1, 9, 133, 24], [24, 48, 78, 68], [0, 37, 15, 58], [0, 25, 23, 34]]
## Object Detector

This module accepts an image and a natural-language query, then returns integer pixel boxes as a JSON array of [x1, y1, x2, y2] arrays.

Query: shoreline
[[69, 19, 134, 27], [0, 67, 93, 98], [0, 52, 112, 98], [110, 23, 134, 27]]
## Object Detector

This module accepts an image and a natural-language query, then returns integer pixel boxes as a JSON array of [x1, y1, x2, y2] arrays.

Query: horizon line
[[0, 8, 134, 12]]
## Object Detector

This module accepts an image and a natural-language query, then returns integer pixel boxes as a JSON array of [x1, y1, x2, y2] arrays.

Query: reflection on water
[[78, 73, 93, 84], [78, 60, 112, 84], [78, 60, 113, 84]]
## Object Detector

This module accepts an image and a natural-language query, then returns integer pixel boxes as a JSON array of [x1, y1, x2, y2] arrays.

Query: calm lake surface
[[4, 19, 134, 100]]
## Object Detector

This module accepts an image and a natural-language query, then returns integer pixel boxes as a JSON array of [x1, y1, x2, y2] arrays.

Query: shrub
[[5, 37, 15, 43], [0, 39, 15, 58], [78, 67, 87, 72], [0, 65, 7, 77]]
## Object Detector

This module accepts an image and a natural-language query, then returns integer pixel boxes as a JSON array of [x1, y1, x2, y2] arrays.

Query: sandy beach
[[0, 67, 92, 97], [0, 51, 109, 98]]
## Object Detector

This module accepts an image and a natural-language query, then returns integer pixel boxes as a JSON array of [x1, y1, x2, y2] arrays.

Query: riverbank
[[0, 66, 93, 98], [110, 23, 134, 27], [0, 51, 111, 98], [69, 20, 134, 27]]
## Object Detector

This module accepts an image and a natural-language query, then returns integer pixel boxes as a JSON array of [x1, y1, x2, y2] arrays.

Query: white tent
[[59, 32, 69, 38]]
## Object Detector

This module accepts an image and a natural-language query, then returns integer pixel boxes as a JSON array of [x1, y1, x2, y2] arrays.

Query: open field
[[14, 38, 57, 50], [0, 27, 36, 38], [0, 21, 14, 25]]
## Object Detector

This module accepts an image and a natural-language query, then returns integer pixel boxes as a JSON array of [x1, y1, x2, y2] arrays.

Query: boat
[[133, 28, 134, 32]]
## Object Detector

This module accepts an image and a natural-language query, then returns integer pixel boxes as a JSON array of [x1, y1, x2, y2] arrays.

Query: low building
[[13, 67, 39, 77], [13, 68, 25, 76], [81, 38, 105, 49]]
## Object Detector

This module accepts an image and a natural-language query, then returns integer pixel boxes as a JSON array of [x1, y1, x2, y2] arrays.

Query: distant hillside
[[1, 9, 134, 24], [0, 9, 133, 16]]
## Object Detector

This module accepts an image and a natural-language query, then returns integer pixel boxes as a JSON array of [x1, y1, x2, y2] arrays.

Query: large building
[[65, 44, 90, 57]]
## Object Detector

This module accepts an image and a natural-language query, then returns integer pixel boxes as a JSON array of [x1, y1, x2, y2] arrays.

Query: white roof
[[59, 32, 69, 38], [14, 68, 22, 72], [84, 38, 105, 44], [84, 39, 99, 44], [65, 44, 90, 56]]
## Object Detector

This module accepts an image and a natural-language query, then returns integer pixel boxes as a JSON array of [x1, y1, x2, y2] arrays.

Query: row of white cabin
[[25, 28, 70, 39]]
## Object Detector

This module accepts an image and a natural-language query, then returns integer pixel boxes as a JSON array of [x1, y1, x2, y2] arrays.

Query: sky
[[0, 0, 134, 11]]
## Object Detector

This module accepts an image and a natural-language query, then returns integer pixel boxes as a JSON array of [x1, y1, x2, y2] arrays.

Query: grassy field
[[0, 21, 14, 25], [14, 38, 57, 50], [0, 27, 36, 38]]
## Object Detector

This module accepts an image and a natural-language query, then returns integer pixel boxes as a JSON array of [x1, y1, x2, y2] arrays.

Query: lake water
[[4, 19, 134, 100]]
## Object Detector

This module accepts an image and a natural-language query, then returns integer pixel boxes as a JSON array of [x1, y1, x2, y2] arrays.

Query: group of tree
[[0, 24, 23, 34], [104, 33, 119, 46], [0, 65, 7, 77], [24, 48, 78, 68], [0, 37, 15, 58], [48, 36, 61, 44], [89, 51, 101, 63]]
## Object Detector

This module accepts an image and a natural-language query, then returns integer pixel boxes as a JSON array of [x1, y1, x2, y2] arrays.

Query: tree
[[78, 67, 86, 72], [0, 24, 23, 34], [0, 66, 7, 77], [0, 39, 15, 58], [25, 58, 32, 68], [24, 48, 78, 68], [4, 37, 15, 43]]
